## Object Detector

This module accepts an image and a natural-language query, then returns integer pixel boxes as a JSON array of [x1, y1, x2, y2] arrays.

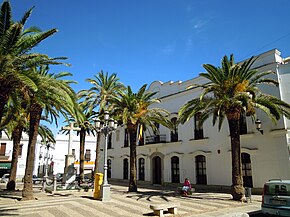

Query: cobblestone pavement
[[0, 183, 262, 217]]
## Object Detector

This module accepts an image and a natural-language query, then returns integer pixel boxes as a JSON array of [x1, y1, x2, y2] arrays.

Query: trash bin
[[245, 187, 252, 203], [93, 173, 103, 199]]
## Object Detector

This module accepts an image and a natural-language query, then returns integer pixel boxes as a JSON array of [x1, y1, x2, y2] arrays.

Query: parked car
[[0, 174, 10, 183], [32, 175, 42, 184], [55, 173, 63, 182], [262, 179, 290, 216], [22, 175, 42, 184]]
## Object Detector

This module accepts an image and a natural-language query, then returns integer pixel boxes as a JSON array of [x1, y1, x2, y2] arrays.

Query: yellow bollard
[[93, 173, 103, 199]]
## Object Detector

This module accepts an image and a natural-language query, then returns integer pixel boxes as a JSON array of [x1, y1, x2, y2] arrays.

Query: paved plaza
[[0, 182, 262, 217]]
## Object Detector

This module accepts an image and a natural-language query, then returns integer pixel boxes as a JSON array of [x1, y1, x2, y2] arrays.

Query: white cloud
[[191, 19, 208, 31]]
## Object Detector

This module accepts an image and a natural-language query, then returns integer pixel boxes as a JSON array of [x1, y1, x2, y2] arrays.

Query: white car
[[0, 174, 10, 183], [262, 179, 290, 216]]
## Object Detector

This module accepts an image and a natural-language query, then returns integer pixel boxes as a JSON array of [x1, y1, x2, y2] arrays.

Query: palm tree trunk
[[94, 132, 101, 174], [22, 103, 42, 200], [79, 128, 86, 182], [227, 112, 244, 201], [128, 127, 137, 192], [7, 125, 23, 190]]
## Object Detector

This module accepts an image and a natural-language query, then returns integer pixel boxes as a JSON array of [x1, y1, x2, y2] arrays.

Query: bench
[[149, 203, 178, 217]]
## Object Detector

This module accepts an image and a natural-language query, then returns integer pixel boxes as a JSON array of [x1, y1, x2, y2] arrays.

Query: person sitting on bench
[[182, 178, 191, 196]]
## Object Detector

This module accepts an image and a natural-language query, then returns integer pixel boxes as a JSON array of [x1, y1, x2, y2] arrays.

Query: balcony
[[145, 135, 166, 145]]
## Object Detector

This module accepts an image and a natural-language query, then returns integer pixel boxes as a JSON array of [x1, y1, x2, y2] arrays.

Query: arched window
[[170, 117, 178, 142], [240, 114, 247, 135], [107, 159, 112, 178], [194, 113, 204, 139], [171, 156, 180, 183], [108, 134, 112, 149], [124, 129, 129, 147], [123, 158, 129, 180], [138, 158, 145, 181], [196, 155, 207, 185], [242, 153, 253, 187]]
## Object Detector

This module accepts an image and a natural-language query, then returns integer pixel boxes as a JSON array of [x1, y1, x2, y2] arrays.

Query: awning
[[0, 162, 11, 169]]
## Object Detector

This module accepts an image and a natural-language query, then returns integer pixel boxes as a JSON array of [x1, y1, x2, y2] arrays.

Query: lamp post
[[255, 119, 263, 134], [94, 111, 117, 201], [42, 142, 51, 192]]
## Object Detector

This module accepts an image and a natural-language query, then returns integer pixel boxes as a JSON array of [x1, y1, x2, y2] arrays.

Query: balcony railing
[[145, 135, 166, 144]]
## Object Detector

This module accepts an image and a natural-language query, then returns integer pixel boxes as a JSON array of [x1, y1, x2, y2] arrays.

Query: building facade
[[0, 133, 54, 180], [2, 49, 290, 189], [102, 49, 290, 189]]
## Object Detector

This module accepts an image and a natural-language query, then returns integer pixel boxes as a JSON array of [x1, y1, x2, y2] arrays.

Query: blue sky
[[10, 0, 290, 133]]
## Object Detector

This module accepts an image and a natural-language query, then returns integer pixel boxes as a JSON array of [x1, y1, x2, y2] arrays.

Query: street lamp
[[255, 119, 263, 135], [94, 111, 117, 201], [42, 142, 51, 192]]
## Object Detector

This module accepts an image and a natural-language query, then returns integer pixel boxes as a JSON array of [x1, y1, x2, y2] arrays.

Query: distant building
[[0, 134, 54, 179]]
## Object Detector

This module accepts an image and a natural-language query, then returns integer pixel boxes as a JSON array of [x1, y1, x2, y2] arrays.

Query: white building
[[53, 133, 97, 178], [1, 49, 290, 191], [102, 49, 290, 191], [0, 133, 54, 180]]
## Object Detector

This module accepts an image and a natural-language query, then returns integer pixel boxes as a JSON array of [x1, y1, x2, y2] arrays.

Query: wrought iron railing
[[145, 135, 167, 144]]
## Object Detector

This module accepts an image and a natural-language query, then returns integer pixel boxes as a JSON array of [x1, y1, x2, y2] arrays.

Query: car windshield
[[265, 183, 290, 196]]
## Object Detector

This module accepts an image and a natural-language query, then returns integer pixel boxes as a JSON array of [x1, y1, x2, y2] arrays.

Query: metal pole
[[42, 144, 49, 191], [103, 130, 108, 185]]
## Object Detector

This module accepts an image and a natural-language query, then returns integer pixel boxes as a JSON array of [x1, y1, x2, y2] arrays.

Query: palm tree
[[67, 100, 95, 182], [178, 54, 290, 200], [0, 1, 58, 123], [22, 66, 76, 200], [111, 84, 168, 192], [79, 71, 124, 174]]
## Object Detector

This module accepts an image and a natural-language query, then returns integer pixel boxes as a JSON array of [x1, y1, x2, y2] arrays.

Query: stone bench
[[149, 203, 178, 217]]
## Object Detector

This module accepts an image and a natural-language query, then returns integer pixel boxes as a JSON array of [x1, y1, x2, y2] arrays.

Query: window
[[154, 122, 160, 143], [85, 149, 91, 162], [170, 117, 178, 142], [107, 159, 112, 178], [18, 144, 23, 158], [72, 149, 76, 158], [240, 114, 247, 135], [125, 128, 136, 147], [124, 129, 129, 147], [138, 158, 145, 181], [242, 153, 253, 187], [108, 134, 112, 149], [0, 143, 6, 156], [196, 155, 207, 185], [171, 156, 180, 183], [123, 159, 129, 180], [194, 113, 204, 139]]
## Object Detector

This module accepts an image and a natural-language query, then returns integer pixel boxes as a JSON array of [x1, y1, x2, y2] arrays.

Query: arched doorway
[[242, 153, 253, 187], [195, 155, 207, 185], [152, 156, 161, 184], [123, 158, 129, 180], [171, 156, 180, 183], [138, 158, 145, 181]]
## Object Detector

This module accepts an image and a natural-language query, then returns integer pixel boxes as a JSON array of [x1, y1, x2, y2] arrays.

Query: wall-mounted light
[[255, 119, 263, 135]]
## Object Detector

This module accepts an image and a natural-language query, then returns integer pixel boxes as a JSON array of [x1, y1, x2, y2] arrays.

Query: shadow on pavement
[[47, 193, 73, 197], [0, 208, 19, 216]]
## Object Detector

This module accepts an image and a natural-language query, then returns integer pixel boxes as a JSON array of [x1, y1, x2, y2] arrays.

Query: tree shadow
[[0, 208, 19, 216], [125, 190, 175, 202]]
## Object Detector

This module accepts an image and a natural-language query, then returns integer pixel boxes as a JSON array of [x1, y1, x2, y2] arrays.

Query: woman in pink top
[[182, 178, 191, 195]]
